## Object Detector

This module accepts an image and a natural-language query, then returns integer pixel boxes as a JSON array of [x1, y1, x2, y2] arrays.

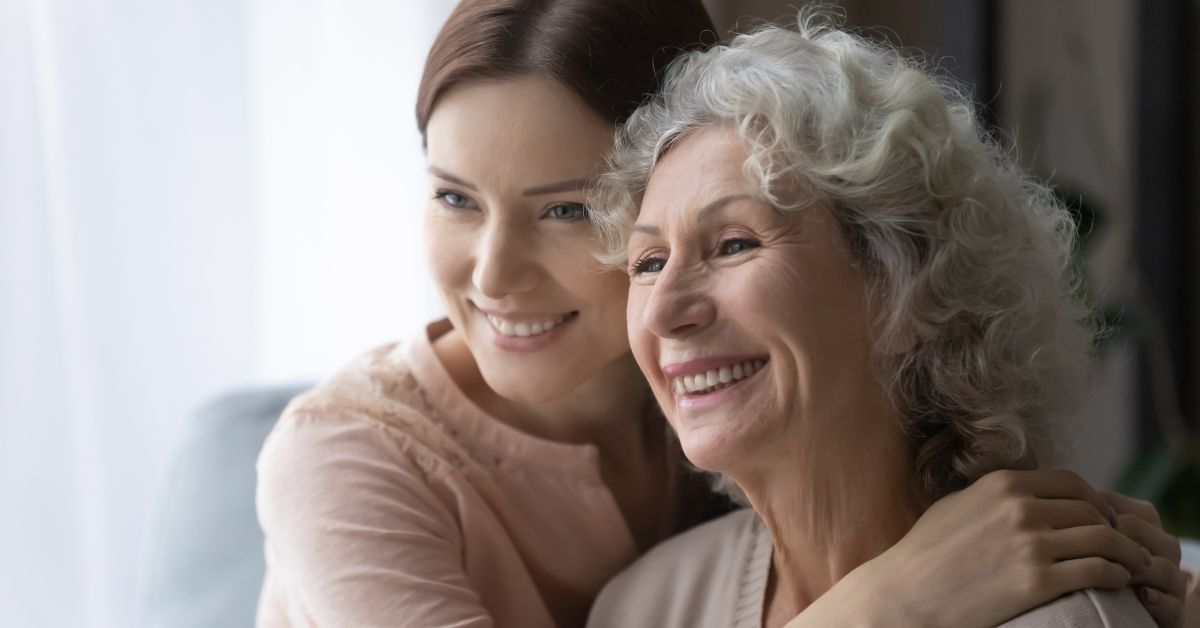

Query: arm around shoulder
[[255, 409, 492, 628], [999, 588, 1156, 628]]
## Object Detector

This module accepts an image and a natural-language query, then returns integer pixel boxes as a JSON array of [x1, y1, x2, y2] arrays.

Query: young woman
[[254, 1, 1188, 627]]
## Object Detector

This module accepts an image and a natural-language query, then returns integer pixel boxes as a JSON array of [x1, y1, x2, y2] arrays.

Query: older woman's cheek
[[626, 287, 661, 392]]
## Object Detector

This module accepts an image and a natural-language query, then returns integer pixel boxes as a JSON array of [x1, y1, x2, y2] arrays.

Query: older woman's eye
[[631, 256, 666, 275], [433, 190, 476, 210], [544, 203, 589, 222], [718, 238, 760, 256]]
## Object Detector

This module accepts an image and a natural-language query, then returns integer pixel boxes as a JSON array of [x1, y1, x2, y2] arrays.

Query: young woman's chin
[[478, 364, 585, 404]]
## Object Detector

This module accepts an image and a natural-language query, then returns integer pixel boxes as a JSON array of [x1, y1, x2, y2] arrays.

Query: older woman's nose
[[472, 223, 540, 299], [641, 265, 716, 339]]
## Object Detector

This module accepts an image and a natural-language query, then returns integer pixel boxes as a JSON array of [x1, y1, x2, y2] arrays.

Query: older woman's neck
[[737, 417, 926, 623]]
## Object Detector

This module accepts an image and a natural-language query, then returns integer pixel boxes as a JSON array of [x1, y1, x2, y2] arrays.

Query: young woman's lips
[[662, 356, 770, 409], [474, 305, 579, 352]]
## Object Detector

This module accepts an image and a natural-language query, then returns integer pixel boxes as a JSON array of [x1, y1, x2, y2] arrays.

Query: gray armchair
[[137, 384, 310, 628]]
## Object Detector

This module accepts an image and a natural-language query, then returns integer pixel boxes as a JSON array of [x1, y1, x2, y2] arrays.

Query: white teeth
[[670, 359, 766, 397], [487, 313, 570, 338]]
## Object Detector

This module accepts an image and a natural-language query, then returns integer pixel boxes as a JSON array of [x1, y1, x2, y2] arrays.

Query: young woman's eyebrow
[[428, 166, 477, 190], [522, 178, 591, 196], [427, 169, 589, 197]]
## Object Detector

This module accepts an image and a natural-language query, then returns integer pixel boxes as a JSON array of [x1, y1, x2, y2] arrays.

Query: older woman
[[586, 11, 1172, 628]]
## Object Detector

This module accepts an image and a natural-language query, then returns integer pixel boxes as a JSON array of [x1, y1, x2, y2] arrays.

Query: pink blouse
[[254, 320, 719, 628]]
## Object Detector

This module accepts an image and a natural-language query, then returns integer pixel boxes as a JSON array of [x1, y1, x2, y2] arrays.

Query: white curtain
[[1, 0, 451, 626]]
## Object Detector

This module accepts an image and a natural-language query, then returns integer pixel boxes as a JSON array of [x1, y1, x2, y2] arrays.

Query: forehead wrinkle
[[634, 192, 766, 241], [631, 223, 660, 236], [695, 193, 759, 222]]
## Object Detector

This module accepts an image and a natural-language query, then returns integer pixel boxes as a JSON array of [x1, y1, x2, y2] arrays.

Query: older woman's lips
[[662, 356, 769, 404]]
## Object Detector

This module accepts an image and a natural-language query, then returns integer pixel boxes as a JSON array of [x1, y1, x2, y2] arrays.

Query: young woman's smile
[[423, 76, 635, 403], [472, 303, 580, 352]]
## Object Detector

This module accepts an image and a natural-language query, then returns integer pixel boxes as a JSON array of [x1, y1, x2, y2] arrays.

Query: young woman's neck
[[435, 328, 667, 550], [434, 328, 653, 457]]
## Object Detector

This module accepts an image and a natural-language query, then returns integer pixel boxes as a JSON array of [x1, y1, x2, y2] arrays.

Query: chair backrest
[[137, 384, 311, 628]]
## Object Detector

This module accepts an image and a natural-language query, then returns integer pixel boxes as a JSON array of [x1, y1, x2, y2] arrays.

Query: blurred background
[[2, 0, 1196, 626]]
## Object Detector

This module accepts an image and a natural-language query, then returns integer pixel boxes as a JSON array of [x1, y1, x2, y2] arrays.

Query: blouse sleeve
[[999, 587, 1154, 627], [255, 410, 492, 628]]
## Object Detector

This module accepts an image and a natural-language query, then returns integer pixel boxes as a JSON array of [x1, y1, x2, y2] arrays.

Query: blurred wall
[[996, 0, 1137, 488]]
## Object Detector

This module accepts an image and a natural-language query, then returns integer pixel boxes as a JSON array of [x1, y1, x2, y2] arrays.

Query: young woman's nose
[[471, 221, 540, 299], [640, 261, 716, 339]]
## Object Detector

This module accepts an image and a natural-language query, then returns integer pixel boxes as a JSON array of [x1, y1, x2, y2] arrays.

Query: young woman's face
[[423, 77, 632, 403]]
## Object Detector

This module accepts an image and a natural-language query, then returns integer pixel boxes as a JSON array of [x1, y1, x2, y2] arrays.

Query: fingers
[[1115, 512, 1183, 564], [1032, 498, 1111, 530], [1102, 490, 1163, 528], [1131, 555, 1189, 598], [1047, 525, 1151, 578], [1045, 556, 1132, 593], [980, 468, 1108, 517], [1137, 585, 1183, 628], [1122, 536, 1186, 628], [1185, 572, 1200, 628]]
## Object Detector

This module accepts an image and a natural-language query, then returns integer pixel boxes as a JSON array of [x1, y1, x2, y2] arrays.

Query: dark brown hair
[[415, 0, 716, 134]]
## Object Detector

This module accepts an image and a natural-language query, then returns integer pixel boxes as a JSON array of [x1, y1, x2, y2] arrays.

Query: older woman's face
[[625, 126, 888, 472]]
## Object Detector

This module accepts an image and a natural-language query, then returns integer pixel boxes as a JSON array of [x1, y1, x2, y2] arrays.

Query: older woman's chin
[[674, 423, 761, 473]]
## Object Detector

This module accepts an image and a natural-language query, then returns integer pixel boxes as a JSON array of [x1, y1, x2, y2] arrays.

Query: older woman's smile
[[662, 355, 769, 400]]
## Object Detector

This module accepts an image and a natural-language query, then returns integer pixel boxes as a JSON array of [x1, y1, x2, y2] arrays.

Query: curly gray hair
[[590, 8, 1094, 498]]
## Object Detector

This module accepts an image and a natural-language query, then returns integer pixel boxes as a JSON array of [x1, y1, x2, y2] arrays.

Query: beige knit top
[[587, 508, 1155, 628]]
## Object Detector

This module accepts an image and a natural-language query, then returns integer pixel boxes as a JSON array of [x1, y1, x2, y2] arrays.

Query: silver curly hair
[[590, 8, 1095, 499]]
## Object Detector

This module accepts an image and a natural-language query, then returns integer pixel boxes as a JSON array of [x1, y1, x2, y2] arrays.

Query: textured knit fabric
[[587, 508, 1155, 628], [254, 320, 721, 628]]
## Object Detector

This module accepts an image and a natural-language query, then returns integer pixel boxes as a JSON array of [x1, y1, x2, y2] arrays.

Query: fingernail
[[1141, 587, 1161, 604], [1142, 548, 1152, 567], [1106, 505, 1118, 527]]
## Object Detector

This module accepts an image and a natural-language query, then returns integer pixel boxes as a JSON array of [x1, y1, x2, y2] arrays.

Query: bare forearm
[[780, 557, 930, 628]]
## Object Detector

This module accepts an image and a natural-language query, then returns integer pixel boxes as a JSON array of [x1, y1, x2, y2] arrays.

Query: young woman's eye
[[433, 189, 476, 210], [718, 238, 760, 256], [544, 203, 588, 222], [631, 256, 666, 275]]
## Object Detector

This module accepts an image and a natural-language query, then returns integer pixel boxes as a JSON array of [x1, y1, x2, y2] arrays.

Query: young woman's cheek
[[423, 209, 478, 301]]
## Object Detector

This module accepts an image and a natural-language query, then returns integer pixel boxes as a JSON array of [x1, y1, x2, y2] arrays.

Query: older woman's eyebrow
[[631, 194, 758, 236], [428, 166, 477, 191]]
